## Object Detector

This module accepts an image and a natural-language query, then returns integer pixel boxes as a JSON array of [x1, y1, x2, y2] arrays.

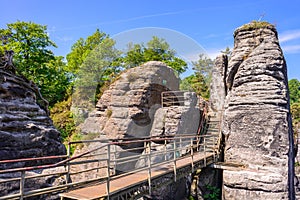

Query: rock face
[[135, 92, 201, 169], [0, 68, 66, 167], [221, 22, 294, 199], [78, 61, 205, 199], [79, 61, 180, 173], [209, 54, 228, 117], [81, 61, 179, 140]]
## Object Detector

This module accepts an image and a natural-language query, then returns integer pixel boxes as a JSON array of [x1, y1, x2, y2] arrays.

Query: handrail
[[0, 132, 219, 199]]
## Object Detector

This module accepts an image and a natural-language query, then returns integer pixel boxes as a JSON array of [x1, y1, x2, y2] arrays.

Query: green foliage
[[121, 36, 187, 75], [180, 53, 213, 99], [289, 79, 300, 141], [66, 29, 108, 75], [73, 37, 121, 107], [180, 73, 210, 99], [40, 56, 70, 106], [188, 196, 195, 200], [204, 184, 220, 200], [289, 79, 300, 104], [0, 21, 69, 106], [50, 97, 76, 142], [192, 54, 214, 79], [221, 47, 232, 58]]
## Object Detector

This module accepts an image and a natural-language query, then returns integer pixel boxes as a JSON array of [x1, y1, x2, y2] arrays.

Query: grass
[[239, 20, 275, 31]]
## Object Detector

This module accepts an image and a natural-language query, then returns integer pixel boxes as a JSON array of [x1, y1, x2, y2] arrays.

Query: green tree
[[41, 56, 70, 105], [221, 47, 232, 58], [73, 37, 121, 107], [0, 21, 70, 106], [192, 53, 214, 79], [289, 79, 300, 104], [122, 36, 187, 75], [182, 53, 214, 99], [180, 73, 209, 99], [66, 29, 108, 75], [0, 21, 56, 75]]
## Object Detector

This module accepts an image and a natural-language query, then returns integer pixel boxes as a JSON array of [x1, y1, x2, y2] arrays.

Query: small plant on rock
[[204, 184, 220, 200]]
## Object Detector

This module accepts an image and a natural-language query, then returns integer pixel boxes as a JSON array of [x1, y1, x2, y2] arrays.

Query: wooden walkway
[[60, 152, 215, 200]]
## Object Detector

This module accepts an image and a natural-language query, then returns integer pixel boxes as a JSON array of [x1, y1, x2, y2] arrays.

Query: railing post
[[107, 143, 111, 200], [204, 137, 207, 166], [164, 138, 167, 161], [190, 138, 194, 173], [113, 144, 117, 175], [66, 142, 71, 184], [179, 137, 182, 152], [20, 171, 25, 200], [173, 139, 177, 182], [148, 141, 152, 195], [213, 135, 216, 162]]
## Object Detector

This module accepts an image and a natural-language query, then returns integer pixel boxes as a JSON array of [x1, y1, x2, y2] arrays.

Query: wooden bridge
[[0, 92, 223, 200]]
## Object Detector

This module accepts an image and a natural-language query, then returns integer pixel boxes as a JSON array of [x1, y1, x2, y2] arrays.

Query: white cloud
[[282, 45, 300, 54], [279, 30, 300, 43]]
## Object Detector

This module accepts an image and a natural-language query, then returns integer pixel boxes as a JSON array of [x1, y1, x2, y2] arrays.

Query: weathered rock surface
[[81, 61, 179, 140], [222, 22, 293, 199], [0, 69, 66, 167], [77, 61, 206, 199], [209, 54, 227, 116], [78, 61, 182, 174], [135, 92, 201, 169], [0, 56, 66, 199]]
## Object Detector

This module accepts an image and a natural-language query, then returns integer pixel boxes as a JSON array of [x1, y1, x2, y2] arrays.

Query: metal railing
[[0, 132, 220, 200], [161, 91, 186, 107]]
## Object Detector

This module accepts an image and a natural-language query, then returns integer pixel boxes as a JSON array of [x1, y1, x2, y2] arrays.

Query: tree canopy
[[0, 21, 69, 106], [66, 29, 108, 75], [121, 36, 187, 75]]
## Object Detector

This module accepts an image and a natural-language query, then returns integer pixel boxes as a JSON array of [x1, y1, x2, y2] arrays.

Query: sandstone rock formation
[[78, 61, 181, 174], [81, 61, 179, 140], [221, 21, 294, 199], [209, 54, 228, 117], [0, 53, 66, 198], [135, 92, 201, 168], [0, 69, 66, 168], [76, 62, 206, 200]]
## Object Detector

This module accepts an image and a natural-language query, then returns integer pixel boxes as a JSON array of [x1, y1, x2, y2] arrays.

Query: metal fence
[[0, 131, 220, 200]]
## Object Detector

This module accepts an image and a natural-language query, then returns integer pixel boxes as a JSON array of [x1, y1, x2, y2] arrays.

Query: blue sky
[[1, 0, 300, 80]]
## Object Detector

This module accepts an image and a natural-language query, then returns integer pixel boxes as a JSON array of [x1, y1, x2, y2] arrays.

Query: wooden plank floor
[[60, 152, 214, 200]]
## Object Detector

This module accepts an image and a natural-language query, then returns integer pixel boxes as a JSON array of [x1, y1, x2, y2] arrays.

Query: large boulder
[[78, 61, 180, 173], [81, 61, 179, 140], [222, 21, 294, 199]]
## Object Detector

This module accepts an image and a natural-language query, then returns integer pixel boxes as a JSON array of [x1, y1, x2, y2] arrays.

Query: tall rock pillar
[[210, 54, 228, 117], [222, 22, 294, 199]]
